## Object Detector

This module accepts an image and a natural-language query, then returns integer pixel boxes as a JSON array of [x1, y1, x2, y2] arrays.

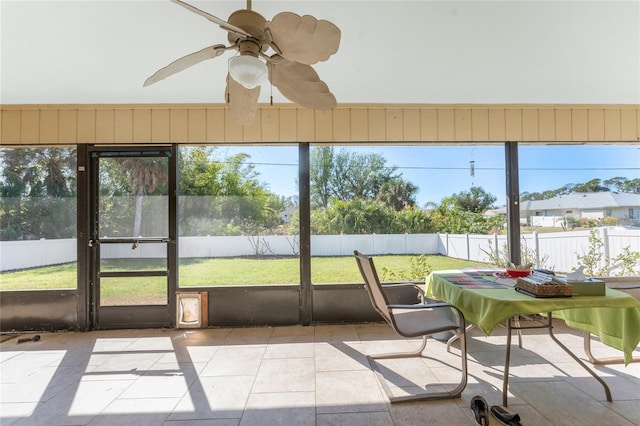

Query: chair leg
[[583, 331, 640, 365], [512, 316, 524, 348], [369, 335, 428, 360], [446, 324, 474, 353], [368, 334, 468, 403]]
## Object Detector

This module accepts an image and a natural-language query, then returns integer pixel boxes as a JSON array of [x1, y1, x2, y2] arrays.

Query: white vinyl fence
[[1, 228, 638, 274]]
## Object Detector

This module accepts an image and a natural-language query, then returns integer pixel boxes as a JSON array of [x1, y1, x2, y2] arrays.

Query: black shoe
[[470, 395, 489, 425], [490, 405, 522, 426]]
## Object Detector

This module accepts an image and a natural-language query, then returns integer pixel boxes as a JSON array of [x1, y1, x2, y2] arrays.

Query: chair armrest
[[381, 282, 426, 302], [388, 302, 467, 329], [381, 282, 424, 290], [388, 302, 450, 309]]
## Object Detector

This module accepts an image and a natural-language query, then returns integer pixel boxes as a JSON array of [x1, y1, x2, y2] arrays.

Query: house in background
[[522, 192, 640, 227]]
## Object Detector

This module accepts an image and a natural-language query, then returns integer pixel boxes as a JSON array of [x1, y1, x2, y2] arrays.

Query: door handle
[[88, 239, 95, 248]]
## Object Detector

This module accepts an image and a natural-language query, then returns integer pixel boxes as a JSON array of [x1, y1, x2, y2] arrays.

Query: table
[[425, 269, 640, 405]]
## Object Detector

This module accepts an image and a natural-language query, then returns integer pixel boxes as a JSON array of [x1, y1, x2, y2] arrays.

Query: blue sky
[[219, 144, 640, 208]]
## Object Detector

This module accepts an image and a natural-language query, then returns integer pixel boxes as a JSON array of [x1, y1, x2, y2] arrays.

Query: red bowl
[[506, 268, 531, 278]]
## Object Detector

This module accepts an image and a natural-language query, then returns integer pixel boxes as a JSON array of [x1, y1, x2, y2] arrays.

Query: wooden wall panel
[[77, 109, 95, 143], [59, 109, 77, 143], [222, 111, 242, 142], [538, 108, 555, 141], [420, 109, 438, 141], [571, 108, 588, 141], [350, 108, 368, 141], [114, 109, 132, 143], [505, 108, 522, 141], [95, 109, 114, 143], [385, 108, 403, 141], [279, 109, 297, 141], [297, 109, 315, 142], [588, 108, 605, 141], [620, 108, 637, 140], [521, 109, 539, 141], [488, 109, 505, 141], [170, 109, 188, 142], [261, 108, 280, 142], [603, 109, 620, 141], [224, 111, 243, 141], [1, 109, 20, 144], [471, 109, 489, 142], [315, 110, 333, 141], [332, 109, 350, 142], [21, 109, 39, 143], [1, 104, 638, 145], [133, 109, 151, 143], [206, 109, 225, 142], [40, 109, 59, 143], [367, 109, 386, 142], [151, 109, 170, 142], [437, 109, 455, 141], [454, 109, 472, 141], [243, 111, 262, 142], [555, 109, 572, 141], [402, 108, 420, 141], [188, 108, 206, 143]]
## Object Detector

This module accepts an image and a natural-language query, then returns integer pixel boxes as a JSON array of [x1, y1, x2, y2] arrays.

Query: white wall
[[1, 229, 638, 275], [0, 239, 77, 271]]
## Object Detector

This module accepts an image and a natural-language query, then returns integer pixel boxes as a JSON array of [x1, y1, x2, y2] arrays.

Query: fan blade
[[226, 75, 260, 125], [270, 58, 336, 109], [268, 12, 340, 65], [170, 0, 252, 39], [144, 45, 227, 87]]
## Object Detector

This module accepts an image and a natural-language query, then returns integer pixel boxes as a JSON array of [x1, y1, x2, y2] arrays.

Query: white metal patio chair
[[353, 250, 468, 403], [583, 281, 640, 365]]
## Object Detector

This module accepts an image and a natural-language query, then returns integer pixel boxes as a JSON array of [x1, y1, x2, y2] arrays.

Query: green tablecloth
[[426, 270, 640, 365]]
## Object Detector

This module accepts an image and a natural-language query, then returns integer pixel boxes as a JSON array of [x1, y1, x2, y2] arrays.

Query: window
[[177, 145, 299, 287], [0, 147, 77, 290], [309, 144, 506, 283], [519, 144, 640, 274]]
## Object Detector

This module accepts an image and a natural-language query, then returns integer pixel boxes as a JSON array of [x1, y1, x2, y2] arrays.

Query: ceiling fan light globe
[[229, 55, 268, 89]]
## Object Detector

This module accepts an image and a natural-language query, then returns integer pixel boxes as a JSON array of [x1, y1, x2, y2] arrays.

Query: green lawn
[[0, 255, 487, 293]]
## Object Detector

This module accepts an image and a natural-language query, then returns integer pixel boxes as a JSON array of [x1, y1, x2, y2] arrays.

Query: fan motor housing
[[227, 10, 266, 43]]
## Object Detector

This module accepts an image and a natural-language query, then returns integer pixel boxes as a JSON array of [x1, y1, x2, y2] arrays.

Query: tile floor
[[1, 320, 638, 426]]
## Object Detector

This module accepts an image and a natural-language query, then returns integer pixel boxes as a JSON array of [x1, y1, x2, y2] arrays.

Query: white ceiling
[[1, 0, 639, 106]]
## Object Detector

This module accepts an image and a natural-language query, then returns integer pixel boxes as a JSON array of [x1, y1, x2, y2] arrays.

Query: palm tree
[[118, 158, 167, 237]]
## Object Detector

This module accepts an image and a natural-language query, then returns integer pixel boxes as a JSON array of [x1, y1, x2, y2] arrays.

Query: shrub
[[579, 217, 599, 228], [381, 254, 433, 282]]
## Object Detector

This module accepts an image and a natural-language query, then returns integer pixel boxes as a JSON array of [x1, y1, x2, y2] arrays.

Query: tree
[[395, 206, 435, 233], [117, 157, 168, 237], [311, 198, 396, 234], [376, 178, 418, 211], [309, 147, 418, 209], [449, 186, 496, 213], [178, 147, 285, 235], [309, 147, 334, 208], [520, 177, 640, 201], [572, 178, 609, 193], [604, 177, 640, 193], [0, 148, 76, 240], [429, 189, 504, 234]]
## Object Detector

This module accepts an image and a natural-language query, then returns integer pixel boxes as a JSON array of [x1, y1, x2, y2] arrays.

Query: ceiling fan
[[144, 0, 341, 125]]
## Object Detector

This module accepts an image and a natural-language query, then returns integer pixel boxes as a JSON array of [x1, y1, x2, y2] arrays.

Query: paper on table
[[495, 277, 516, 287], [491, 272, 517, 287]]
